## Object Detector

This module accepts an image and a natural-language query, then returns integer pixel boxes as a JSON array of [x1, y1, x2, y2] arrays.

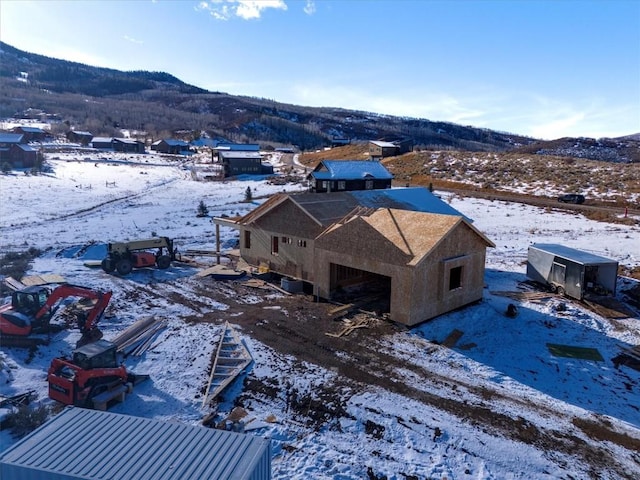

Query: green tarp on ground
[[546, 343, 604, 361]]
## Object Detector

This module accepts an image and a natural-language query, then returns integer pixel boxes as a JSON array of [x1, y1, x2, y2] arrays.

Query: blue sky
[[1, 0, 638, 139]]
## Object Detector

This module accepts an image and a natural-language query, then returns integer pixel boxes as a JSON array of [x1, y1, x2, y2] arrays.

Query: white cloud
[[197, 0, 287, 20], [123, 35, 144, 45], [303, 0, 316, 15]]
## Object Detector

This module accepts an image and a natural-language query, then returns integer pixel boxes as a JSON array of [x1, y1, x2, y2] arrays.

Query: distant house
[[0, 133, 26, 146], [12, 126, 47, 142], [307, 160, 393, 193], [219, 150, 270, 177], [215, 187, 493, 325], [113, 138, 145, 153], [369, 140, 398, 159], [369, 139, 413, 159], [0, 133, 37, 167], [66, 130, 93, 145], [91, 137, 115, 149], [151, 139, 190, 154], [8, 144, 38, 168]]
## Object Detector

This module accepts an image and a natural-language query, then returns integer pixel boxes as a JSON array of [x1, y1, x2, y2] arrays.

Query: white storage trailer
[[526, 243, 618, 300], [0, 407, 271, 480]]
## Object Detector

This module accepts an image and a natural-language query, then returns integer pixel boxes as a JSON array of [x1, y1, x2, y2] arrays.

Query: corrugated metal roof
[[0, 407, 271, 480], [311, 160, 393, 180], [530, 244, 618, 265]]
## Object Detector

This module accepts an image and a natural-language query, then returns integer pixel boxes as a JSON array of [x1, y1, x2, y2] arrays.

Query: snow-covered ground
[[1, 151, 639, 479]]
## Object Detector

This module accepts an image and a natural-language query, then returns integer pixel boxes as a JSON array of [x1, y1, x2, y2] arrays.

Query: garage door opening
[[329, 263, 391, 314]]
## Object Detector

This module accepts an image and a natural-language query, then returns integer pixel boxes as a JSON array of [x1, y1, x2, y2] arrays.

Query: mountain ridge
[[1, 42, 637, 161]]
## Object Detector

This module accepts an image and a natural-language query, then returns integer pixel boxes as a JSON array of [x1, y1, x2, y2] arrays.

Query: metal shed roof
[[530, 243, 618, 265], [311, 160, 394, 180], [0, 407, 271, 480]]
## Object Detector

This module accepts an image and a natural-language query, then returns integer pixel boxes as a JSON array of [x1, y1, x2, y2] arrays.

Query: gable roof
[[237, 187, 468, 228], [14, 126, 45, 134], [0, 133, 24, 144], [310, 160, 393, 180], [68, 130, 93, 136], [153, 138, 189, 147], [320, 208, 494, 266], [92, 137, 114, 143], [369, 140, 397, 148], [12, 144, 36, 152]]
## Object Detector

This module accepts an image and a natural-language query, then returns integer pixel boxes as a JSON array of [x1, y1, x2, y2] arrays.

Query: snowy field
[[1, 151, 639, 479]]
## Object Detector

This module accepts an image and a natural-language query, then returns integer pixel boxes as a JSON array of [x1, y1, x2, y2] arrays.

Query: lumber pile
[[490, 290, 554, 302], [111, 316, 168, 356]]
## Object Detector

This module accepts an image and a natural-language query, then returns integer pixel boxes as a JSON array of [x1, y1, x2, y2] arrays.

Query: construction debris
[[326, 316, 374, 338], [20, 274, 66, 287], [442, 329, 464, 348], [202, 322, 253, 408], [111, 316, 168, 356], [3, 277, 26, 291], [490, 290, 554, 302]]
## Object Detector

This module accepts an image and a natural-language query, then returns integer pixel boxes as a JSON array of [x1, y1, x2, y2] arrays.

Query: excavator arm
[[34, 284, 112, 336]]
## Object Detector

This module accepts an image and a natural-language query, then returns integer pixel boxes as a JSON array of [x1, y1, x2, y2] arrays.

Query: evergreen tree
[[196, 199, 209, 217]]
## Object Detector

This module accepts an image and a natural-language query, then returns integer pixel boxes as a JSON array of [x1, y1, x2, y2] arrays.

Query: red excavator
[[0, 284, 112, 347]]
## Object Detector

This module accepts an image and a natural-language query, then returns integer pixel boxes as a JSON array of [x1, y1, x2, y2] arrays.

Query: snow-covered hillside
[[1, 152, 639, 479]]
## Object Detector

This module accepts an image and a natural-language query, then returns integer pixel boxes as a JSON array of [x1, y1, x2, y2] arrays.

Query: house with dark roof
[[307, 160, 393, 193], [369, 140, 398, 159], [219, 150, 271, 177], [113, 138, 145, 153], [0, 133, 37, 167], [214, 187, 494, 325], [151, 139, 190, 154], [12, 126, 47, 142], [91, 137, 115, 149], [66, 130, 93, 145]]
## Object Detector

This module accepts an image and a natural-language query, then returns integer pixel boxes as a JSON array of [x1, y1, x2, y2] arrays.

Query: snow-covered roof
[[114, 138, 142, 145], [369, 140, 397, 148], [311, 160, 393, 180], [91, 137, 114, 143], [0, 407, 271, 480], [69, 131, 93, 136]]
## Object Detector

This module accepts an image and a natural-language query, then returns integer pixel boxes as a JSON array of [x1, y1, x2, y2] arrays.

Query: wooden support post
[[216, 223, 221, 265]]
